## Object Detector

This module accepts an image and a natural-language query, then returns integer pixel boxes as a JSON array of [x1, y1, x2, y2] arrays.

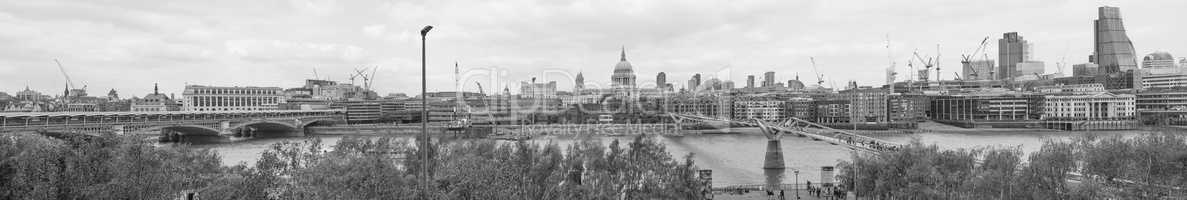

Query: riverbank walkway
[[715, 188, 851, 200]]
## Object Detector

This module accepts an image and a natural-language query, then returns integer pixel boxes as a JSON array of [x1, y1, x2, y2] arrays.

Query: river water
[[179, 127, 1163, 186]]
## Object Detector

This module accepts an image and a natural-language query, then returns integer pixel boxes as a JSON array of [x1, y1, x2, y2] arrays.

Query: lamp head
[[420, 26, 433, 36]]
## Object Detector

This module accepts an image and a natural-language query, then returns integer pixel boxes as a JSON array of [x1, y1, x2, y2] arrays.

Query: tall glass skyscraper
[[1094, 6, 1138, 74]]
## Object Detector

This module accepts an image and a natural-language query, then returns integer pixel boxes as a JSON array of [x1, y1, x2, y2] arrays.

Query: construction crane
[[312, 66, 320, 80], [54, 59, 76, 90], [810, 57, 825, 87], [984, 53, 995, 79], [960, 36, 990, 79], [348, 70, 360, 85], [885, 34, 898, 91], [369, 66, 379, 87], [935, 44, 942, 85], [352, 66, 378, 91], [967, 63, 980, 80], [912, 50, 934, 82], [474, 82, 496, 127]]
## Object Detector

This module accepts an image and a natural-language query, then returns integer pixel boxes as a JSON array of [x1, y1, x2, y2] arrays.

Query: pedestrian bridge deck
[[668, 113, 901, 154]]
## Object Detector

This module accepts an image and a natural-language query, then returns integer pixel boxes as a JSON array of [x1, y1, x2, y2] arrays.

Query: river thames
[[179, 126, 1164, 186]]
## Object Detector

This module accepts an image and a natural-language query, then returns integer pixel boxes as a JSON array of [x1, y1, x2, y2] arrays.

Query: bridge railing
[[669, 113, 901, 153], [713, 183, 813, 192], [0, 109, 345, 118], [1, 113, 341, 128]]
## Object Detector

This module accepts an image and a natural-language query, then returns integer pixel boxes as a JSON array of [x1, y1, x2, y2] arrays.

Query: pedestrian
[[780, 190, 785, 200]]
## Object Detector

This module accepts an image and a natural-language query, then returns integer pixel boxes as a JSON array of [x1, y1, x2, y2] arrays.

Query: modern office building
[[1094, 6, 1139, 74], [782, 97, 814, 120], [733, 98, 784, 121], [887, 93, 929, 123], [1142, 51, 1176, 69], [929, 94, 1043, 127], [688, 73, 702, 91], [181, 85, 286, 111], [656, 72, 667, 89], [1073, 63, 1100, 77], [1136, 88, 1187, 125], [1141, 73, 1187, 90], [961, 60, 995, 80], [340, 100, 383, 123], [762, 71, 776, 88], [1037, 84, 1107, 94], [747, 75, 756, 88], [838, 88, 888, 123], [1054, 70, 1135, 90], [999, 32, 1031, 80], [665, 94, 733, 119], [1016, 61, 1046, 79]]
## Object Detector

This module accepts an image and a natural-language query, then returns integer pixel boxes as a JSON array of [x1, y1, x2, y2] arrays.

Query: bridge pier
[[763, 139, 786, 169], [757, 121, 786, 169], [292, 119, 305, 137], [158, 129, 180, 143], [219, 121, 231, 136]]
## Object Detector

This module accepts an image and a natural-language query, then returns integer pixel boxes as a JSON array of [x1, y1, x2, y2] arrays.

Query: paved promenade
[[715, 189, 852, 200]]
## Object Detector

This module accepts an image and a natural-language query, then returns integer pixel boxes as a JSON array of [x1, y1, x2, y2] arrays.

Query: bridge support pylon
[[763, 140, 785, 169], [756, 120, 785, 169]]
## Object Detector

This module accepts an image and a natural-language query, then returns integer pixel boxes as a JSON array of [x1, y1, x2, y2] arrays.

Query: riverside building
[[181, 85, 286, 111]]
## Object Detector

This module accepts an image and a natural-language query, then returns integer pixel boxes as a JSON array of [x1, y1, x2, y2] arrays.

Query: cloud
[[0, 0, 1183, 96]]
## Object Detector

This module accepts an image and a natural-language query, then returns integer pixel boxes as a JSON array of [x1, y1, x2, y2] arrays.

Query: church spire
[[153, 83, 159, 95], [620, 46, 627, 61]]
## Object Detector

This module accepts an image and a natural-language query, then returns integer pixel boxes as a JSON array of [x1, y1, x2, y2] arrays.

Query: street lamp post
[[794, 169, 800, 199], [419, 25, 433, 200]]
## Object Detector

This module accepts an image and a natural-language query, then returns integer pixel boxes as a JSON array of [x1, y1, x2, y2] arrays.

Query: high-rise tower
[[656, 72, 667, 89], [762, 71, 775, 87], [998, 32, 1030, 80], [746, 75, 756, 88], [1094, 6, 1139, 73]]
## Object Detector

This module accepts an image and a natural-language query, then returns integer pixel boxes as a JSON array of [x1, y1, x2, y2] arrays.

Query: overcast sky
[[1, 0, 1183, 97]]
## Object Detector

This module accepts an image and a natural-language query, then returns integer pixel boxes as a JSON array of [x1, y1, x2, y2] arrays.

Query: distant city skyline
[[1, 0, 1185, 96]]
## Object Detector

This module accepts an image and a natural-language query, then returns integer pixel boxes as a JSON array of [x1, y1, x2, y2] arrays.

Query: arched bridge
[[668, 113, 902, 154], [0, 110, 345, 140]]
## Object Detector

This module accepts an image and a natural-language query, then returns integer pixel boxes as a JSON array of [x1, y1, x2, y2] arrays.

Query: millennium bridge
[[668, 113, 1186, 196], [0, 110, 344, 141], [668, 113, 902, 154]]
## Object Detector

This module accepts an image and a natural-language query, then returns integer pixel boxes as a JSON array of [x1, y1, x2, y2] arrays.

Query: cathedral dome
[[610, 47, 637, 88], [614, 58, 633, 74]]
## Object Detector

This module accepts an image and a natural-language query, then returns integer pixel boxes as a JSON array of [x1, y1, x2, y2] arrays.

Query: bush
[[837, 132, 1187, 199]]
